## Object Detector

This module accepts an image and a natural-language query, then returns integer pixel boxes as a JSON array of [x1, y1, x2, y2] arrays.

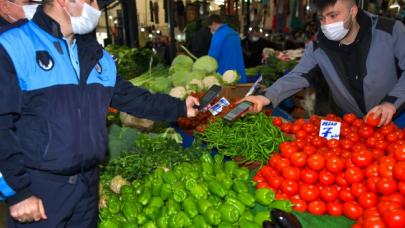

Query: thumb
[[39, 200, 47, 220]]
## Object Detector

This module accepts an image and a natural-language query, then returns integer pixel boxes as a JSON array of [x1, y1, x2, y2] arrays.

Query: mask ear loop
[[6, 0, 22, 21]]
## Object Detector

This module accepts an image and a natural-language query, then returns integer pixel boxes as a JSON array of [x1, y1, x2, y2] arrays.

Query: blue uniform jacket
[[0, 8, 187, 205], [208, 24, 247, 83]]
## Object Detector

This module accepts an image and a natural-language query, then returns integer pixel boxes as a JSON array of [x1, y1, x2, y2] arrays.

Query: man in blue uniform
[[207, 14, 247, 83], [0, 0, 200, 227]]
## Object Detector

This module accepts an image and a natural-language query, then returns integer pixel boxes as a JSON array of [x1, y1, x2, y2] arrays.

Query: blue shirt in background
[[208, 24, 247, 83]]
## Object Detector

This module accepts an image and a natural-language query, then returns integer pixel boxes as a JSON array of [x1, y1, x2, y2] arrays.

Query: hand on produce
[[366, 102, 396, 127], [239, 95, 271, 113], [185, 96, 200, 117], [9, 196, 47, 223]]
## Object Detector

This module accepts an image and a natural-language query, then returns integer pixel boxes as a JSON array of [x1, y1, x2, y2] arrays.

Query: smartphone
[[223, 101, 253, 122], [194, 85, 222, 111]]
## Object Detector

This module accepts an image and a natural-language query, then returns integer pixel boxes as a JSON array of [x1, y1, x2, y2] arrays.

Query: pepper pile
[[198, 113, 288, 165], [254, 114, 405, 228], [99, 154, 291, 228]]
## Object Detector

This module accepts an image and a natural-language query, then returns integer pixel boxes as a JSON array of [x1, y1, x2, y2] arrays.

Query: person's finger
[[378, 110, 388, 127], [373, 107, 383, 119], [384, 111, 394, 126]]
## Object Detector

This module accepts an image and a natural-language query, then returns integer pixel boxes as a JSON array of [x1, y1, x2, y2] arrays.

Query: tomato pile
[[253, 113, 405, 228]]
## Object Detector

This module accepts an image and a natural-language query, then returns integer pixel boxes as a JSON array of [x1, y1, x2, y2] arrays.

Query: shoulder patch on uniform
[[0, 19, 28, 35], [36, 51, 54, 71], [375, 16, 396, 35]]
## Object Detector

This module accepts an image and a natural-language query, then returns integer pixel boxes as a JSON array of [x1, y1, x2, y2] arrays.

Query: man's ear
[[351, 5, 359, 18], [56, 0, 67, 7]]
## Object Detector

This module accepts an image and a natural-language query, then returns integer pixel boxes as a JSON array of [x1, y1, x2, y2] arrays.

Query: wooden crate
[[219, 83, 264, 102]]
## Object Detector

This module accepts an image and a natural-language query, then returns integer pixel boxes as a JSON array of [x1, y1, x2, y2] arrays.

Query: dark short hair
[[42, 0, 54, 5], [315, 0, 356, 12], [207, 14, 222, 25]]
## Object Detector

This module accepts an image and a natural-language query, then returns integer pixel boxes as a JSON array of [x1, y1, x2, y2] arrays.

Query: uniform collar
[[32, 6, 64, 39], [0, 16, 10, 27]]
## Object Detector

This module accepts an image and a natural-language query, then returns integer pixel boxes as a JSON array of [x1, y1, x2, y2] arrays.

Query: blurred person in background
[[242, 26, 276, 68], [0, 0, 40, 27]]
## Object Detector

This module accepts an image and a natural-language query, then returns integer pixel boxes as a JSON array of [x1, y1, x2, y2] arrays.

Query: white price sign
[[319, 120, 341, 140]]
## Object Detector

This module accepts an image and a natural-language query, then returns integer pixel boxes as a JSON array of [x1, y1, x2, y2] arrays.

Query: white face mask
[[65, 3, 101, 35], [22, 4, 39, 20], [321, 11, 352, 41], [250, 36, 259, 42]]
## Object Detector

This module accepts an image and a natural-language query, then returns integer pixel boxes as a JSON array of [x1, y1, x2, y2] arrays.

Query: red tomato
[[275, 158, 291, 172], [351, 150, 374, 168], [343, 201, 363, 220], [302, 123, 316, 133], [371, 148, 385, 159], [261, 166, 278, 181], [299, 184, 320, 202], [340, 139, 354, 150], [363, 218, 386, 228], [295, 139, 307, 149], [366, 177, 379, 193], [343, 113, 357, 123], [320, 186, 338, 202], [351, 182, 368, 198], [386, 133, 399, 143], [382, 209, 405, 228], [253, 173, 265, 183], [295, 130, 307, 140], [300, 169, 319, 184], [380, 193, 404, 204], [312, 136, 326, 148], [367, 137, 378, 148], [378, 201, 402, 215], [281, 180, 299, 196], [275, 192, 289, 200], [269, 154, 282, 168], [352, 143, 367, 152], [282, 166, 300, 181], [290, 152, 307, 168], [256, 182, 270, 189], [376, 178, 398, 195], [307, 154, 325, 171], [348, 132, 360, 143], [308, 200, 327, 215], [393, 161, 405, 182], [327, 139, 340, 148], [363, 207, 380, 219], [319, 170, 336, 186], [327, 202, 343, 216], [353, 119, 364, 128], [345, 167, 364, 184], [268, 175, 283, 190], [279, 142, 298, 159], [366, 113, 381, 127], [336, 173, 349, 186], [291, 198, 307, 212], [380, 124, 395, 136], [295, 118, 306, 125], [393, 144, 405, 161], [310, 115, 321, 125], [398, 182, 405, 195], [303, 145, 316, 155], [358, 192, 378, 208], [291, 124, 302, 134], [280, 122, 293, 133], [272, 117, 283, 127], [365, 163, 380, 178], [375, 141, 389, 151], [339, 188, 355, 202], [379, 162, 394, 178]]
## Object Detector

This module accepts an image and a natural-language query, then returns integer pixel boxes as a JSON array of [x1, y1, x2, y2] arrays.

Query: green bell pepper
[[226, 190, 237, 200], [200, 153, 213, 164], [214, 154, 224, 164], [137, 214, 148, 225], [225, 161, 238, 176], [189, 184, 208, 200], [144, 205, 161, 221], [215, 173, 233, 190], [233, 180, 249, 193], [152, 177, 163, 197], [169, 211, 192, 228], [234, 167, 250, 181], [185, 178, 197, 190], [226, 197, 246, 214], [157, 215, 169, 228], [255, 188, 275, 206], [162, 171, 177, 184], [115, 214, 127, 223], [218, 222, 234, 228], [203, 209, 222, 225], [242, 210, 255, 221], [201, 172, 215, 182], [192, 215, 210, 228], [201, 162, 213, 175], [122, 222, 138, 228], [138, 187, 152, 206], [107, 195, 121, 214], [207, 181, 227, 198], [99, 208, 112, 220], [269, 200, 293, 213], [99, 219, 121, 228], [149, 197, 164, 208], [166, 199, 180, 216], [120, 185, 133, 196], [132, 180, 142, 192], [255, 211, 271, 225], [143, 221, 157, 228], [122, 202, 138, 222], [213, 163, 224, 175], [207, 195, 222, 208], [238, 192, 256, 208], [173, 188, 188, 203], [219, 203, 240, 223], [239, 219, 262, 228], [160, 184, 172, 200], [197, 198, 213, 214], [183, 197, 199, 218]]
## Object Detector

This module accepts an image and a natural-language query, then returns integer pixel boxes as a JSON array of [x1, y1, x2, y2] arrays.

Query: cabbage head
[[148, 77, 172, 93], [169, 70, 192, 87], [192, 55, 218, 74], [171, 54, 194, 67]]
